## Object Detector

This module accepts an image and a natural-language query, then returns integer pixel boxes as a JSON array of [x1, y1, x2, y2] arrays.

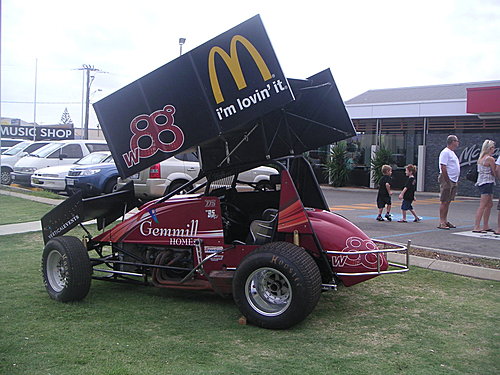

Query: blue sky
[[1, 0, 499, 130]]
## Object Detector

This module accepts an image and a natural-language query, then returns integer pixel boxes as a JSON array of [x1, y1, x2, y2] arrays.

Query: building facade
[[344, 81, 500, 197]]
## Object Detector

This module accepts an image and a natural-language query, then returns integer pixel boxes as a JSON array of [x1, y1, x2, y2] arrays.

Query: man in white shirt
[[438, 135, 460, 229]]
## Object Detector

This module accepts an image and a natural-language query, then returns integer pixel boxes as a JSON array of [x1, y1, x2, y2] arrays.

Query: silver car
[[117, 152, 278, 199]]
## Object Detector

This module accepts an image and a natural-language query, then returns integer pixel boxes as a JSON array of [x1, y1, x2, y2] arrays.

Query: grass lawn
[[0, 230, 498, 375], [0, 195, 55, 225], [0, 185, 65, 200]]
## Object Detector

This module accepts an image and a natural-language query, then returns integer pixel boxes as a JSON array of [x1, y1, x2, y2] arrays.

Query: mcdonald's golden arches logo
[[208, 35, 272, 104]]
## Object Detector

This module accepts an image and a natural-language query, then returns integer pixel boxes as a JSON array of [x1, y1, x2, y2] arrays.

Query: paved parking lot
[[322, 186, 500, 259]]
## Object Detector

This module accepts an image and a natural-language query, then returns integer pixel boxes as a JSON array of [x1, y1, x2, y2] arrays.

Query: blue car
[[65, 154, 119, 197]]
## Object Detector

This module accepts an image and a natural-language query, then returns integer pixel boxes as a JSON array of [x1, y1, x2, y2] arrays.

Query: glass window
[[86, 143, 109, 152], [61, 144, 83, 158], [75, 152, 110, 165], [184, 152, 199, 162], [35, 142, 63, 157], [104, 154, 115, 163], [2, 141, 31, 155], [24, 142, 50, 154], [175, 152, 199, 162]]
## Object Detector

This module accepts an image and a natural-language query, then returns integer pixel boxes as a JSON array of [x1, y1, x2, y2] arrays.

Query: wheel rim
[[1, 170, 11, 185], [46, 249, 67, 292], [245, 267, 292, 316]]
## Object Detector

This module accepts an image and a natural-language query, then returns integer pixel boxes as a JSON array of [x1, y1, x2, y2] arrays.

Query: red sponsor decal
[[123, 104, 185, 167]]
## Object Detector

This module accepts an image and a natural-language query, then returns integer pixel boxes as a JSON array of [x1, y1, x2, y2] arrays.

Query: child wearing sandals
[[398, 164, 420, 223]]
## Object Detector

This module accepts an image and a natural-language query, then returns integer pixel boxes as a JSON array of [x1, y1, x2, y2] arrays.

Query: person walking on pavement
[[438, 135, 460, 229], [473, 140, 496, 233], [376, 165, 393, 221], [398, 164, 420, 222]]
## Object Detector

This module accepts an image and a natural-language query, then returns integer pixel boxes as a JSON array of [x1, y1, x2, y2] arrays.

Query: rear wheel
[[256, 180, 272, 191], [167, 180, 189, 194], [233, 242, 321, 329], [42, 236, 92, 302]]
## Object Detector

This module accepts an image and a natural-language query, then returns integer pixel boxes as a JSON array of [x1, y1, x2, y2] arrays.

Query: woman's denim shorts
[[478, 183, 493, 195]]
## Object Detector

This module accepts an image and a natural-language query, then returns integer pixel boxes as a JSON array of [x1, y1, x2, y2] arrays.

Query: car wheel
[[1, 167, 12, 185], [256, 180, 272, 191], [233, 242, 321, 329], [167, 180, 189, 194], [42, 236, 92, 302], [104, 178, 118, 194]]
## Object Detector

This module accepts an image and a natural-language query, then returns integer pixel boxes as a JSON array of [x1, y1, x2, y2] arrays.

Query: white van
[[12, 140, 109, 186], [1, 140, 53, 185]]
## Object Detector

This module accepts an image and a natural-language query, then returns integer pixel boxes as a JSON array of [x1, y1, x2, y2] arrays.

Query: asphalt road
[[321, 186, 500, 259]]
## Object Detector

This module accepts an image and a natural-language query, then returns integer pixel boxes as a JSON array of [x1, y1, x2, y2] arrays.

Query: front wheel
[[104, 177, 118, 194], [233, 242, 321, 329], [1, 167, 12, 185], [42, 236, 92, 302]]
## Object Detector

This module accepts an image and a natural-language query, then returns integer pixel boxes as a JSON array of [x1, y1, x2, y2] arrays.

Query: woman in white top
[[473, 139, 496, 232]]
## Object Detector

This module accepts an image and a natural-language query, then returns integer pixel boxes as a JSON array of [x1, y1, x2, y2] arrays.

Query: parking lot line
[[374, 225, 472, 239], [454, 231, 500, 240]]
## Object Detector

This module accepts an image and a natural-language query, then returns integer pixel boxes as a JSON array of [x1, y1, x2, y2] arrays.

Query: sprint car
[[41, 156, 408, 329]]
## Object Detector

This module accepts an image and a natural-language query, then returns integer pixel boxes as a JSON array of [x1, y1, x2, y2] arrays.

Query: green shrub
[[370, 146, 393, 187], [326, 142, 353, 187]]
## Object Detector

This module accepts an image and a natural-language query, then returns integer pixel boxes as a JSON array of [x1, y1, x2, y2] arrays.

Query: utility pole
[[76, 64, 102, 139]]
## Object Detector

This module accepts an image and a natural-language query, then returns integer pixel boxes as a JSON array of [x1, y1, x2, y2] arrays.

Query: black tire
[[233, 241, 321, 329], [167, 180, 189, 194], [256, 180, 272, 191], [42, 236, 92, 302], [1, 167, 12, 185], [104, 177, 118, 194]]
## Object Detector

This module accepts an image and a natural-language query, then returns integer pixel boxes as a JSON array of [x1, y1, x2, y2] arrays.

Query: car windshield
[[1, 141, 31, 155], [75, 152, 111, 165], [103, 154, 115, 163], [33, 142, 64, 157]]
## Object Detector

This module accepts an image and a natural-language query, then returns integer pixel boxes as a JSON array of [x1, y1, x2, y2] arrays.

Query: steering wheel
[[220, 202, 248, 226]]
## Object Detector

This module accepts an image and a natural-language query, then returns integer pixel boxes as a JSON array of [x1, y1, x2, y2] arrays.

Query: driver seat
[[247, 209, 278, 245]]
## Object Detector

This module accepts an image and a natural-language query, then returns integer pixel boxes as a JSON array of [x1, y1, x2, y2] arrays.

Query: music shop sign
[[0, 125, 74, 141]]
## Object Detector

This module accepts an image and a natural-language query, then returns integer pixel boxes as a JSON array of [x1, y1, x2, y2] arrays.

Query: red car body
[[93, 166, 390, 290]]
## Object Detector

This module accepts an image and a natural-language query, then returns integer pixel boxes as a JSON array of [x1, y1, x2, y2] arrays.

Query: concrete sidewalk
[[388, 253, 500, 281], [1, 187, 499, 282], [0, 188, 64, 206]]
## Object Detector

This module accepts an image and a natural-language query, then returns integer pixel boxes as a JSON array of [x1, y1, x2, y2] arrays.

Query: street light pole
[[33, 58, 38, 140], [179, 38, 186, 56]]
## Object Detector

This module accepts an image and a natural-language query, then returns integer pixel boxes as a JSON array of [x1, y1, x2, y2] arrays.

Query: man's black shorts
[[377, 196, 392, 209]]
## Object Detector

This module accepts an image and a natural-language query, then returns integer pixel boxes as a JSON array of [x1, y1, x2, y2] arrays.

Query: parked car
[[31, 151, 113, 193], [0, 140, 52, 185], [116, 151, 278, 199], [65, 154, 118, 197], [12, 140, 108, 186], [1, 138, 25, 153]]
